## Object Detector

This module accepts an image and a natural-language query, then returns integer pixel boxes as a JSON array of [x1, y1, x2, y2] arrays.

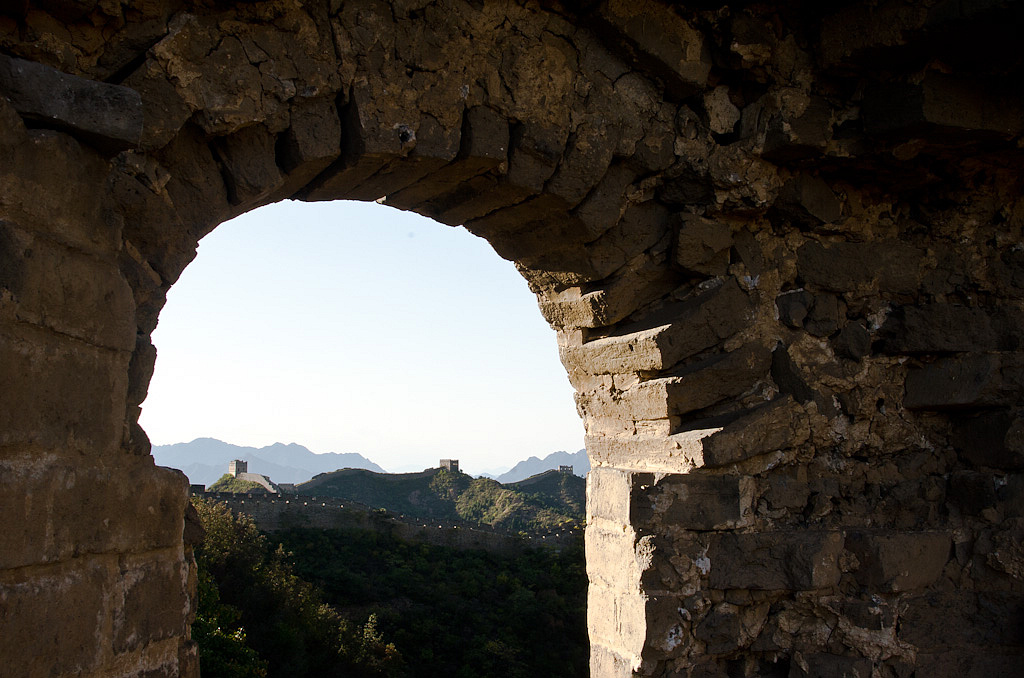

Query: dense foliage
[[192, 500, 402, 678], [208, 473, 268, 493], [296, 468, 585, 532], [269, 527, 589, 678]]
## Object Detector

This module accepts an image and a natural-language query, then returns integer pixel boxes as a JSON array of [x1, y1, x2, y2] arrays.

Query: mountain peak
[[495, 449, 588, 484]]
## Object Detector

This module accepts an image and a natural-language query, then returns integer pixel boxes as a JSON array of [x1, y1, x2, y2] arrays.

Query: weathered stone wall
[[0, 1, 1021, 676]]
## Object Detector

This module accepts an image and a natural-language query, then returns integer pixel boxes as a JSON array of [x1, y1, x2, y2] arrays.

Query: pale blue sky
[[139, 199, 583, 475]]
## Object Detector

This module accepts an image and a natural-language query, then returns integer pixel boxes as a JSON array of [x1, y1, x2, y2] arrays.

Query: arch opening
[[142, 198, 593, 677], [141, 198, 583, 477]]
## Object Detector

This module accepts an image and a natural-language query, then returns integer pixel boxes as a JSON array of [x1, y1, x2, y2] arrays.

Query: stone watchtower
[[440, 459, 459, 472], [228, 460, 247, 477]]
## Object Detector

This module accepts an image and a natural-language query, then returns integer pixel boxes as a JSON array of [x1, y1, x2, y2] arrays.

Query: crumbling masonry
[[1, 1, 1022, 676]]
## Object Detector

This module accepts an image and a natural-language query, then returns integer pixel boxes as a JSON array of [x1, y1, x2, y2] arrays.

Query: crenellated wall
[[0, 1, 1021, 676]]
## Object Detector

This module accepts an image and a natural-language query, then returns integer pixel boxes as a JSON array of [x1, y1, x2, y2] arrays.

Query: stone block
[[578, 343, 772, 422], [952, 410, 1024, 470], [0, 558, 112, 678], [775, 175, 842, 225], [586, 523, 648, 592], [704, 86, 740, 135], [0, 94, 28, 147], [694, 602, 744, 655], [595, 0, 711, 98], [539, 252, 677, 329], [212, 125, 284, 206], [277, 97, 342, 177], [819, 1, 929, 67], [0, 322, 129, 456], [776, 290, 811, 329], [844, 531, 950, 591], [544, 117, 618, 208], [588, 583, 647, 658], [150, 126, 232, 278], [804, 292, 842, 338], [0, 54, 142, 153], [0, 220, 135, 351], [465, 195, 591, 265], [647, 473, 753, 532], [424, 126, 564, 228], [123, 58, 193, 151], [673, 214, 733, 277], [0, 130, 119, 255], [797, 240, 924, 294], [668, 343, 773, 415], [948, 471, 1001, 516], [0, 456, 188, 570], [386, 105, 509, 211], [791, 653, 872, 678], [113, 553, 191, 653], [911, 651, 1023, 678], [589, 642, 637, 678], [864, 73, 1024, 138], [904, 353, 1024, 410], [705, 531, 843, 590], [898, 591, 1024, 650], [429, 172, 533, 227], [563, 278, 753, 376], [997, 478, 1024, 520], [344, 112, 460, 203], [301, 84, 409, 201], [762, 97, 832, 163], [876, 304, 1001, 354], [700, 397, 810, 468], [572, 162, 640, 242], [127, 334, 158, 410], [832, 322, 871, 361], [584, 428, 719, 475], [770, 344, 816, 405], [505, 122, 567, 195], [764, 466, 811, 511], [585, 200, 671, 279], [587, 467, 642, 525]]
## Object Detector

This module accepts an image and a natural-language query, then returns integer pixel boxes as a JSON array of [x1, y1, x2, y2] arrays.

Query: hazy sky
[[139, 199, 584, 475]]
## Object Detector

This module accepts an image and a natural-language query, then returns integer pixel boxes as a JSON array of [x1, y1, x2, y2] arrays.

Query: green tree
[[192, 499, 402, 678], [270, 526, 589, 677]]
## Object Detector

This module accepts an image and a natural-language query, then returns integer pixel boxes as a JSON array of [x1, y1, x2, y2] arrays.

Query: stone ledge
[[0, 55, 142, 153]]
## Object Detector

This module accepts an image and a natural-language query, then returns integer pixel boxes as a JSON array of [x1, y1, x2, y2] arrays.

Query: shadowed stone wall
[[0, 1, 1021, 676]]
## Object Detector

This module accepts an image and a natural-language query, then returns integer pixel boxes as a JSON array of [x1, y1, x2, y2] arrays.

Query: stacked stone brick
[[0, 1, 1021, 676]]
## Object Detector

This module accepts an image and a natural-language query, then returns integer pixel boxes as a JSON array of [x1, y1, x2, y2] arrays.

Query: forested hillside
[[295, 467, 585, 532], [271, 528, 588, 678], [192, 499, 588, 678], [192, 499, 400, 678]]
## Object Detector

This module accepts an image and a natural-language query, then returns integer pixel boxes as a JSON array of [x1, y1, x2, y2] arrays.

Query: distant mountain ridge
[[154, 438, 590, 487], [494, 449, 589, 483], [152, 438, 384, 487]]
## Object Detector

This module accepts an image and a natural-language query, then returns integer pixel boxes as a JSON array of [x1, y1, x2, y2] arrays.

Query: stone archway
[[1, 2, 1022, 677]]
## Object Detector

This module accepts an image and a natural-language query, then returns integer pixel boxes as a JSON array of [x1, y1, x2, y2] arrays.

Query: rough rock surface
[[1, 1, 1022, 676]]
